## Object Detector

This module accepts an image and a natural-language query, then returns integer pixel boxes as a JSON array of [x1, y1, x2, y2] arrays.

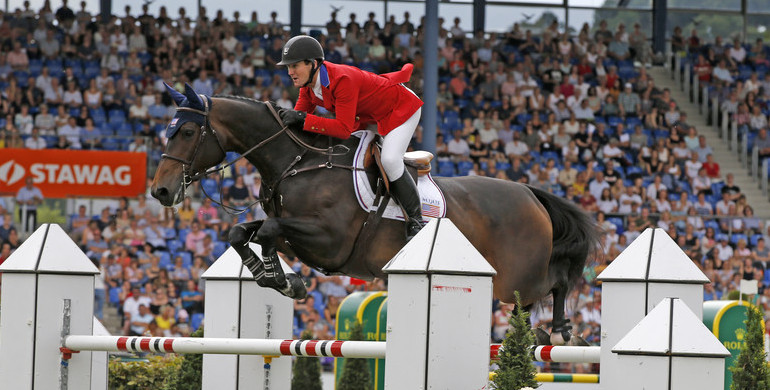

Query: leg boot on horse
[[229, 220, 307, 299], [389, 174, 425, 241]]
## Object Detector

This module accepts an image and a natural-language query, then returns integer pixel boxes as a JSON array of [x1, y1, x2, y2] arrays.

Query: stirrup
[[405, 218, 425, 242]]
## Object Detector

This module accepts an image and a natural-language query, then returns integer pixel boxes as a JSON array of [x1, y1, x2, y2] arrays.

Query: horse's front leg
[[229, 218, 307, 299], [229, 220, 270, 286]]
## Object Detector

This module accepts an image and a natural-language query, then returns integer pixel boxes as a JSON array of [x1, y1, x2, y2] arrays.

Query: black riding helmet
[[276, 35, 325, 65], [277, 35, 325, 87]]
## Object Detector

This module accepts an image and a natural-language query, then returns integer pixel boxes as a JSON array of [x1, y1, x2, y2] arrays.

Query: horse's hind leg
[[550, 282, 572, 345]]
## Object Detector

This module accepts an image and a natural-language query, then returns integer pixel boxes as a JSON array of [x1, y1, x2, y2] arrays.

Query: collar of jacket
[[320, 64, 330, 88]]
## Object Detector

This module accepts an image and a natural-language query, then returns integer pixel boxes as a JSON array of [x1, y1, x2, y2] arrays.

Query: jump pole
[[64, 336, 386, 358]]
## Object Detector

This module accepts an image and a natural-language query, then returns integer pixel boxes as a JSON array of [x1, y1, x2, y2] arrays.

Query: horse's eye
[[184, 129, 195, 137]]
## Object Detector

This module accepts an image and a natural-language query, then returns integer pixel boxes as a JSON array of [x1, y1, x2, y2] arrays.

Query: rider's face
[[287, 60, 315, 87]]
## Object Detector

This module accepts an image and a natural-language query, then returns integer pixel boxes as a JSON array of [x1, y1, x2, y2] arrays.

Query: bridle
[[160, 96, 354, 215]]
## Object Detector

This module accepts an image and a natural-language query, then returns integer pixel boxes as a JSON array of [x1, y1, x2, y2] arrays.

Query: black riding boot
[[389, 174, 425, 241]]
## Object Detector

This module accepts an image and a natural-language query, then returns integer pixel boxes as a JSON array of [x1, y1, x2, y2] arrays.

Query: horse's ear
[[165, 82, 186, 106], [183, 83, 205, 110]]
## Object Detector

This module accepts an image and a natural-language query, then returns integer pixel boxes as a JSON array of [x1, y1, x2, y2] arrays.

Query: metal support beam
[[290, 0, 302, 36], [99, 0, 111, 24], [422, 0, 438, 158], [652, 0, 667, 55], [473, 0, 486, 35]]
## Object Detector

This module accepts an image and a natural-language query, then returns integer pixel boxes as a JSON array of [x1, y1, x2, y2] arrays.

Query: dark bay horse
[[151, 84, 600, 343]]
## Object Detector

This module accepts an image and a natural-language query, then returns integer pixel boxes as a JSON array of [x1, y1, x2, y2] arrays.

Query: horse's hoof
[[550, 330, 572, 346], [283, 273, 308, 300], [568, 335, 590, 346], [533, 328, 551, 345]]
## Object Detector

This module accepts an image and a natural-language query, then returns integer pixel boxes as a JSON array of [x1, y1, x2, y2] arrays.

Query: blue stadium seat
[[456, 160, 474, 176], [176, 251, 192, 269], [437, 160, 455, 177], [167, 239, 183, 253], [730, 234, 748, 245], [191, 313, 204, 331], [201, 178, 218, 195], [213, 241, 228, 258]]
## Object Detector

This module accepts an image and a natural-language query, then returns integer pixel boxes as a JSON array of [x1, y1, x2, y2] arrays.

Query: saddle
[[362, 138, 434, 191]]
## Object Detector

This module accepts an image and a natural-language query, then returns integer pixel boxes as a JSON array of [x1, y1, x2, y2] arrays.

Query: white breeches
[[381, 107, 422, 181]]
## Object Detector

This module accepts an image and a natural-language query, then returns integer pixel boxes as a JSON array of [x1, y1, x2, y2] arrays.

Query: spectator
[[16, 176, 43, 230], [618, 83, 640, 117], [184, 221, 207, 253], [24, 127, 47, 150], [197, 198, 220, 227], [58, 117, 82, 149], [180, 279, 203, 314]]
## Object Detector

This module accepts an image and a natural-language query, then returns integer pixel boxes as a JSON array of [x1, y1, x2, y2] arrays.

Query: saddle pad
[[352, 131, 447, 221]]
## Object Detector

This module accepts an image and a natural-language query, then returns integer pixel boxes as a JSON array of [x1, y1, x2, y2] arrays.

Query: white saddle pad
[[351, 131, 447, 221]]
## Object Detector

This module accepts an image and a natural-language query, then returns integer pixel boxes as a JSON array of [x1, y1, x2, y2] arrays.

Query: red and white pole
[[63, 336, 387, 360]]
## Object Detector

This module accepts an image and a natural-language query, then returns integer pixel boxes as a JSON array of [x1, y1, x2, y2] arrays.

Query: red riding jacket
[[294, 62, 424, 139]]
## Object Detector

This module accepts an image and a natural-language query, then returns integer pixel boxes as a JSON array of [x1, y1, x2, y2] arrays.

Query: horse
[[151, 84, 601, 343]]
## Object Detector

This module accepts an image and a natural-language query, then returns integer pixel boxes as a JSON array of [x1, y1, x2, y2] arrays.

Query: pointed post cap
[[383, 218, 496, 276], [0, 224, 98, 275], [202, 242, 295, 280], [598, 228, 709, 284], [612, 297, 729, 358]]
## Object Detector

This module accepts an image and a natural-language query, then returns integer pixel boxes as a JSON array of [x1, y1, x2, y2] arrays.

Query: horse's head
[[151, 83, 226, 206]]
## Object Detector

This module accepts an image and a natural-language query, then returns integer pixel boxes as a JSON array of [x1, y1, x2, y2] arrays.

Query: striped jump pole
[[63, 336, 387, 359], [489, 344, 601, 364], [489, 372, 600, 383]]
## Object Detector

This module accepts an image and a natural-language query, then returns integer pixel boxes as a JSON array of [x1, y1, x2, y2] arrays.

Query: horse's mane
[[214, 94, 284, 114], [212, 94, 356, 149]]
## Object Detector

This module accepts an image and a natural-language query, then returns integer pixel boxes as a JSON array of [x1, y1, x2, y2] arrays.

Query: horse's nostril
[[154, 187, 168, 199]]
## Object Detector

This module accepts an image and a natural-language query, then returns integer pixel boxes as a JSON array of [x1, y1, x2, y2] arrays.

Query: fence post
[[200, 243, 294, 390], [383, 218, 495, 390], [597, 228, 709, 390], [0, 224, 99, 389]]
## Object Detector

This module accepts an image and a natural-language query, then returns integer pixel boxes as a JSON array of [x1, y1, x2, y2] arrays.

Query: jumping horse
[[151, 84, 601, 343]]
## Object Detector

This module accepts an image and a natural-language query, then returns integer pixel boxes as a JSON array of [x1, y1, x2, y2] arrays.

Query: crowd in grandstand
[[2, 0, 770, 374]]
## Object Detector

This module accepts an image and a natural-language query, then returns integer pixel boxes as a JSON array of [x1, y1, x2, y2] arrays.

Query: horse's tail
[[527, 186, 602, 292]]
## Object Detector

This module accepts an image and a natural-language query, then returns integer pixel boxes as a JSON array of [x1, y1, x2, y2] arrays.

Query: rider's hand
[[280, 109, 306, 130]]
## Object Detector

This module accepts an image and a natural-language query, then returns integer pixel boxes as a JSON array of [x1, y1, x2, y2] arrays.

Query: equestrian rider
[[277, 35, 426, 241]]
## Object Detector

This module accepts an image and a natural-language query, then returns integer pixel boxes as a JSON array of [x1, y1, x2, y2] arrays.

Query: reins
[[164, 97, 361, 217]]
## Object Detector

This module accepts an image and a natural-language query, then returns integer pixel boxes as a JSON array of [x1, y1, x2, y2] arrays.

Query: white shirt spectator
[[716, 199, 735, 215], [221, 57, 242, 77], [618, 192, 642, 214], [58, 123, 83, 149], [504, 140, 529, 158], [25, 135, 47, 149], [447, 137, 470, 156], [685, 159, 703, 179], [588, 178, 610, 200]]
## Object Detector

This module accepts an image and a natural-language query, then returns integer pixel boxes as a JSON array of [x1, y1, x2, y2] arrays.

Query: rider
[[277, 35, 426, 241]]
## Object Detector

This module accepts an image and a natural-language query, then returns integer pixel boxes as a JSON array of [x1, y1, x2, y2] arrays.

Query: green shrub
[[291, 330, 323, 390]]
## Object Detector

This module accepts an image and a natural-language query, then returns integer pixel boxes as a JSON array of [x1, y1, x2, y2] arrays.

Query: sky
[[3, 0, 607, 33]]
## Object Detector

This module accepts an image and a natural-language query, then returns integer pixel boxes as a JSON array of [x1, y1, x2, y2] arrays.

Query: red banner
[[0, 148, 147, 198]]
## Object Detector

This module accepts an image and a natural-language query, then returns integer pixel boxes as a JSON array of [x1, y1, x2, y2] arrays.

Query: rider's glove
[[280, 109, 306, 130]]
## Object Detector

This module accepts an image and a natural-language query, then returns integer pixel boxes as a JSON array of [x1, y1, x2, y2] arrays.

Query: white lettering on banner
[[29, 164, 133, 186], [114, 166, 131, 185]]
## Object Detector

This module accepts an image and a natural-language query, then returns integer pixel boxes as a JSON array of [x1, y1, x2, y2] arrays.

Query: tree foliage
[[337, 320, 372, 390], [730, 304, 770, 390], [491, 291, 539, 390], [291, 330, 323, 390]]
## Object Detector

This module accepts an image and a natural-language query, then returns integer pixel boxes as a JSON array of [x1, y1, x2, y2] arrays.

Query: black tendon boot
[[389, 174, 425, 241]]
